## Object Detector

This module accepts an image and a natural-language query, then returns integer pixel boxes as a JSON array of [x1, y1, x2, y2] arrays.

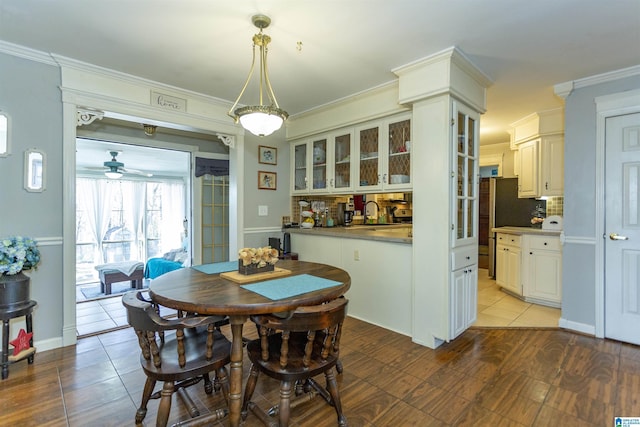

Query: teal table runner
[[192, 261, 238, 274], [241, 274, 341, 300]]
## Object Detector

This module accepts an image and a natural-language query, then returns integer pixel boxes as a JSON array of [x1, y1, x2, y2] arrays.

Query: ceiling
[[1, 1, 639, 146]]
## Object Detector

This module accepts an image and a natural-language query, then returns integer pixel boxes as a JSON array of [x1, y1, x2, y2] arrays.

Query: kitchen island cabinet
[[289, 231, 412, 336]]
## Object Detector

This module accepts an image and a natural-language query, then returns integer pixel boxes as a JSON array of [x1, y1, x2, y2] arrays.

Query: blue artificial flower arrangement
[[0, 236, 41, 276]]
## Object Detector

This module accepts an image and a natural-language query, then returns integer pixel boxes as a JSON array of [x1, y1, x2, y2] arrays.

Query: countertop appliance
[[487, 178, 544, 277], [392, 208, 413, 224], [337, 201, 355, 226]]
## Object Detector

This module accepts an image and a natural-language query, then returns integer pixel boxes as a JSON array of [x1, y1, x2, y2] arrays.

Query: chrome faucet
[[365, 201, 380, 223]]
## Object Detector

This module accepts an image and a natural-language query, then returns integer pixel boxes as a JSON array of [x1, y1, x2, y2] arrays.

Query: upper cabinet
[[291, 114, 410, 195], [453, 103, 479, 246], [356, 114, 412, 192], [291, 129, 355, 194], [510, 109, 564, 198]]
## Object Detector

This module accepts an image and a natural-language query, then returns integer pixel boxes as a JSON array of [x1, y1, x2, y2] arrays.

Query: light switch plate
[[258, 205, 268, 216]]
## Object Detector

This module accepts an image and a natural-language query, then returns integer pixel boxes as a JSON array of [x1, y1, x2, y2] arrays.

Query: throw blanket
[[95, 261, 144, 277], [144, 258, 184, 279]]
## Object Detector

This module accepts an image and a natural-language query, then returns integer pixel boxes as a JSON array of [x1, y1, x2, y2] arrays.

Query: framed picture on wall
[[258, 145, 277, 165], [258, 171, 277, 190]]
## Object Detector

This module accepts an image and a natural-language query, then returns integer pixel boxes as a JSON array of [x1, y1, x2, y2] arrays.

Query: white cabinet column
[[394, 47, 491, 348]]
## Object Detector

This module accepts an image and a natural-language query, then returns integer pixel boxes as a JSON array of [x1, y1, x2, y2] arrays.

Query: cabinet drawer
[[452, 246, 477, 270], [496, 233, 521, 247], [528, 236, 561, 251]]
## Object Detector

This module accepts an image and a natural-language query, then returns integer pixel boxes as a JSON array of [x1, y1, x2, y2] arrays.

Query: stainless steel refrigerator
[[487, 177, 543, 277]]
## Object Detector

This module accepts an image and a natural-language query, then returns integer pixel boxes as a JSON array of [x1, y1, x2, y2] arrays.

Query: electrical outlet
[[354, 250, 359, 261], [258, 205, 268, 216]]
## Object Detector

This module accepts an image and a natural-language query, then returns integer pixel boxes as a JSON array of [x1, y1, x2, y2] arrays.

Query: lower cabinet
[[494, 232, 562, 307], [451, 265, 478, 339], [495, 233, 522, 295], [450, 245, 478, 339], [522, 235, 562, 306]]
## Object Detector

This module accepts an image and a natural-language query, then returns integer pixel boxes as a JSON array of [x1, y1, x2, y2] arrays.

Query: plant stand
[[1, 300, 37, 380]]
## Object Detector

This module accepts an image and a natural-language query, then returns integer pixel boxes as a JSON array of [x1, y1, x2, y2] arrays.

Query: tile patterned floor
[[76, 269, 561, 337], [474, 268, 561, 328]]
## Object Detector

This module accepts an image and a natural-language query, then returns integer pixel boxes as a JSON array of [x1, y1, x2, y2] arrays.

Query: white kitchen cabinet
[[355, 114, 412, 192], [450, 246, 478, 339], [523, 235, 562, 306], [540, 135, 564, 197], [291, 130, 355, 194], [495, 233, 522, 295], [517, 136, 564, 198], [517, 140, 538, 198]]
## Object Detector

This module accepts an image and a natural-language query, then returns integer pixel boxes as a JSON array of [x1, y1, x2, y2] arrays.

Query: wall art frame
[[258, 145, 277, 165], [258, 170, 277, 190]]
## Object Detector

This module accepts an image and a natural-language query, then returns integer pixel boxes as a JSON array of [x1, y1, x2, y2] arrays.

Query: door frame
[[59, 58, 245, 347], [594, 88, 640, 338]]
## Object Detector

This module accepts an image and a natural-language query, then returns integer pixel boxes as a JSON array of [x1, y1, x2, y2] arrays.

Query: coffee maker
[[337, 200, 355, 226]]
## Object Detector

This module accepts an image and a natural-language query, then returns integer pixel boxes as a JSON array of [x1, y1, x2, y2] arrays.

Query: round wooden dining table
[[148, 260, 351, 427]]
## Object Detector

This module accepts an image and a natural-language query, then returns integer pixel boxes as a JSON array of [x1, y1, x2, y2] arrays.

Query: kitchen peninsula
[[287, 225, 412, 336]]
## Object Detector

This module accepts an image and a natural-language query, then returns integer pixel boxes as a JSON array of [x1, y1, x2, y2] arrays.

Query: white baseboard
[[33, 336, 64, 353], [559, 317, 596, 336]]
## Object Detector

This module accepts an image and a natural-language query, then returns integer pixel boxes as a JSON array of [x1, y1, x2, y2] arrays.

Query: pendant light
[[227, 15, 288, 137]]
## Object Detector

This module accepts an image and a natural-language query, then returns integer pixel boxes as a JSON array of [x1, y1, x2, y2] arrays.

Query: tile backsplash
[[545, 197, 564, 217]]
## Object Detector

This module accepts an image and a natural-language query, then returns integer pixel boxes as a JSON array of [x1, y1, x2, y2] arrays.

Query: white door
[[605, 112, 640, 345]]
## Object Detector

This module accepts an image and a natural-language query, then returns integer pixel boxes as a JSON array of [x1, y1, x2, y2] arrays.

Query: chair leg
[[241, 364, 259, 419], [336, 359, 343, 374], [217, 366, 230, 407], [136, 377, 156, 423], [278, 380, 293, 427], [203, 373, 213, 394], [156, 381, 174, 427], [325, 369, 347, 427]]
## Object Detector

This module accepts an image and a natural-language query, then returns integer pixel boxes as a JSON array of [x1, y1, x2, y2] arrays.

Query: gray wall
[[0, 52, 64, 342], [0, 49, 292, 346], [243, 129, 292, 249], [562, 73, 640, 327]]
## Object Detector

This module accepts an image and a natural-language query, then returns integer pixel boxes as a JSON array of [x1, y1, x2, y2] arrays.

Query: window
[[75, 178, 185, 284]]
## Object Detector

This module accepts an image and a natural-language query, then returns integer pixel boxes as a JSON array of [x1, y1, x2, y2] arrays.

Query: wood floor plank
[[2, 317, 640, 426]]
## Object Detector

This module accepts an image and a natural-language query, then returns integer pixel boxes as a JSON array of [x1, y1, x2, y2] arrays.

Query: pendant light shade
[[228, 15, 288, 137]]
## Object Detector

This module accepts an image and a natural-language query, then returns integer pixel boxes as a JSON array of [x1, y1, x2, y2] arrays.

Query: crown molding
[[0, 39, 56, 65], [554, 64, 640, 99]]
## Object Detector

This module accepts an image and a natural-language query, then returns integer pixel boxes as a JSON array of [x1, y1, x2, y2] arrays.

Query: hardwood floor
[[3, 317, 639, 426]]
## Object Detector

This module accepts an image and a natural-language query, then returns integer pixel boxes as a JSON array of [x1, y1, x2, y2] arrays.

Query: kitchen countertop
[[285, 224, 412, 244], [492, 226, 562, 236]]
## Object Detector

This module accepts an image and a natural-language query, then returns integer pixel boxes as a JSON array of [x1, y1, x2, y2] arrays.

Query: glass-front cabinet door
[[292, 141, 308, 193], [386, 116, 411, 189], [332, 131, 353, 191], [311, 136, 328, 192], [357, 124, 382, 191], [453, 101, 479, 246]]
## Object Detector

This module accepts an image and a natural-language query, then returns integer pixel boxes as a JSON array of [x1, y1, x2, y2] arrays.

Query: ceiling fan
[[96, 150, 153, 178]]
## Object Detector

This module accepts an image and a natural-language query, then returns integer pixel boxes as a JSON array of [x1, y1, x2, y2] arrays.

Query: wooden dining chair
[[241, 297, 348, 427], [122, 291, 232, 427]]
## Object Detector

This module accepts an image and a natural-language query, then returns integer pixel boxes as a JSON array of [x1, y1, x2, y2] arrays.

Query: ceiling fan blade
[[121, 167, 153, 177]]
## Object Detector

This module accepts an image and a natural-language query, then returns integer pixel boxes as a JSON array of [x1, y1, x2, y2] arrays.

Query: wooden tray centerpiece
[[221, 246, 291, 284]]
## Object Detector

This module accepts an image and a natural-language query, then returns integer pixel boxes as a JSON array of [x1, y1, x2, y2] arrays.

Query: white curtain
[[161, 182, 185, 252], [76, 178, 115, 264], [122, 181, 146, 260]]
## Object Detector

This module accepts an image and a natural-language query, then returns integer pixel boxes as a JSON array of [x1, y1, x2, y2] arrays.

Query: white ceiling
[[1, 1, 639, 146]]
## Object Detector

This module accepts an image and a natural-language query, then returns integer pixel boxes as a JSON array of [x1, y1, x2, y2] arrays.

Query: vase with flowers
[[0, 236, 40, 308]]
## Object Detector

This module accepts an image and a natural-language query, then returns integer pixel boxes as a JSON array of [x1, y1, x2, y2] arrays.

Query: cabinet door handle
[[530, 252, 533, 255]]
